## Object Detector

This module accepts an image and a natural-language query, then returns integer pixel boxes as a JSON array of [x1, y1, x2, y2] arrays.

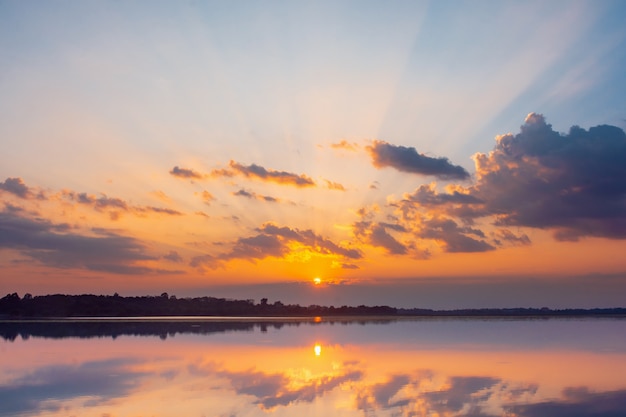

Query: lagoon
[[1, 317, 625, 416]]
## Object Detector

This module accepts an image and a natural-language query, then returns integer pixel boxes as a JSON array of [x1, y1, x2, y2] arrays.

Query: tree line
[[0, 292, 397, 318], [1, 292, 624, 318]]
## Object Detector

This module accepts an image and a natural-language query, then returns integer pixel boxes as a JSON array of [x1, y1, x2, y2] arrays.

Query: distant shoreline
[[1, 292, 625, 319]]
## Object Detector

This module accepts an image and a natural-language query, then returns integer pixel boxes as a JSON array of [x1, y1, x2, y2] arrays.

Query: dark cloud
[[136, 206, 183, 216], [232, 189, 280, 203], [234, 189, 254, 198], [402, 184, 482, 206], [366, 140, 470, 180], [492, 229, 531, 246], [0, 209, 175, 275], [169, 166, 205, 180], [212, 160, 316, 187], [505, 386, 626, 417], [191, 223, 362, 270], [0, 177, 31, 198], [0, 358, 147, 416], [353, 221, 408, 255], [420, 217, 494, 253], [469, 114, 626, 240], [367, 113, 626, 253], [163, 250, 183, 263]]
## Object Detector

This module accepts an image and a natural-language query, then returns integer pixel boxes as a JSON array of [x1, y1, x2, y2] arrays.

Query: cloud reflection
[[190, 361, 363, 410], [0, 358, 147, 416]]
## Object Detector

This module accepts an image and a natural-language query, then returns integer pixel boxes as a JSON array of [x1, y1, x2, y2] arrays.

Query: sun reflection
[[314, 344, 322, 356]]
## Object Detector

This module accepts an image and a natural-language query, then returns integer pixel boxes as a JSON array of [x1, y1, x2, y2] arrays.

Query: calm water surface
[[1, 317, 625, 416]]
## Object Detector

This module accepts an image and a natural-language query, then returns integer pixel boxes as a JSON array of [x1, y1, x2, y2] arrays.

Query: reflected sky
[[1, 318, 626, 416]]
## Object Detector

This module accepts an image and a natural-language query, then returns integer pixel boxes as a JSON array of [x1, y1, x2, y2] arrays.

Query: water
[[1, 317, 625, 416]]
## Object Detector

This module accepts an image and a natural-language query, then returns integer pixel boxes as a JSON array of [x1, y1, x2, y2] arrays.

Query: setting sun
[[313, 277, 322, 285]]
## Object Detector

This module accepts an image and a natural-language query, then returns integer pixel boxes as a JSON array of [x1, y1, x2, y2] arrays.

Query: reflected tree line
[[1, 292, 625, 319]]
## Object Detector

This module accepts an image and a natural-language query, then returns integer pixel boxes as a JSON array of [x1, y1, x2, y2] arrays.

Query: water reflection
[[1, 318, 625, 416]]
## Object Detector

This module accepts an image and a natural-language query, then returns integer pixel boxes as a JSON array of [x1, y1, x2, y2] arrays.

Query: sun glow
[[313, 277, 322, 285]]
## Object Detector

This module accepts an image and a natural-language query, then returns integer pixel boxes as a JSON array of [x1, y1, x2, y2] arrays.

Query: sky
[[1, 0, 626, 309]]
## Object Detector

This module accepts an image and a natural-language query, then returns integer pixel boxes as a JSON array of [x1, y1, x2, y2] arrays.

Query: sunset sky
[[1, 0, 626, 308]]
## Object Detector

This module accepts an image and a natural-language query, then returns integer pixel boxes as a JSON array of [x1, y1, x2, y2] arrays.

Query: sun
[[313, 277, 322, 285]]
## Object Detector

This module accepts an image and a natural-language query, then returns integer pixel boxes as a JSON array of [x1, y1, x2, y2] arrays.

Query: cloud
[[150, 190, 172, 203], [353, 221, 408, 255], [169, 166, 205, 180], [367, 114, 626, 255], [211, 160, 316, 188], [196, 190, 216, 206], [325, 180, 346, 191], [163, 250, 183, 263], [366, 140, 470, 180], [0, 177, 31, 198], [232, 189, 280, 203], [330, 140, 360, 152], [402, 183, 482, 206], [0, 209, 174, 275], [468, 113, 626, 240], [191, 223, 362, 270], [62, 191, 182, 219], [505, 386, 626, 417], [336, 262, 359, 270], [492, 229, 531, 247], [419, 217, 495, 253]]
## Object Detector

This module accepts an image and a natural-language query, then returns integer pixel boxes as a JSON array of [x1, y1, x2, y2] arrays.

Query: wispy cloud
[[62, 191, 183, 219], [232, 189, 281, 203], [211, 161, 316, 188], [196, 190, 216, 206]]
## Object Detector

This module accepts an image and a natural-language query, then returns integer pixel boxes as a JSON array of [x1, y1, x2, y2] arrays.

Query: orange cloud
[[324, 180, 346, 191], [330, 140, 360, 152]]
